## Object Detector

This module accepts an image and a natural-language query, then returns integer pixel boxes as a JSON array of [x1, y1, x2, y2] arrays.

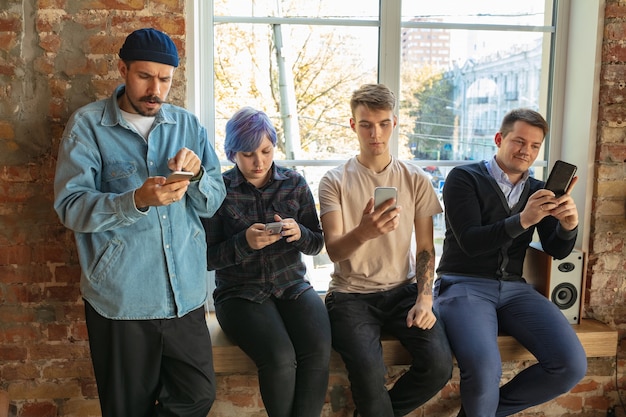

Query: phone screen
[[374, 187, 397, 211], [164, 171, 194, 184], [544, 160, 577, 197], [265, 222, 283, 234]]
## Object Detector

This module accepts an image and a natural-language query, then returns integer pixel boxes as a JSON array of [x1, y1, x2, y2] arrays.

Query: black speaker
[[523, 242, 583, 324]]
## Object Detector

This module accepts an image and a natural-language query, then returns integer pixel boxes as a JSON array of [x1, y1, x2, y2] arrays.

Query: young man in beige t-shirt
[[318, 83, 452, 417]]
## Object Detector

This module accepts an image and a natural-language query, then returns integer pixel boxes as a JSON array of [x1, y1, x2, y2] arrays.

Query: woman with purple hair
[[202, 107, 331, 417]]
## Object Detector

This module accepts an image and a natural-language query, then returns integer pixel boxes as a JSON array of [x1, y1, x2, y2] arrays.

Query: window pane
[[207, 0, 556, 292], [399, 30, 546, 163], [214, 22, 378, 161], [215, 0, 379, 19], [401, 0, 548, 26], [398, 0, 553, 269], [213, 17, 379, 291]]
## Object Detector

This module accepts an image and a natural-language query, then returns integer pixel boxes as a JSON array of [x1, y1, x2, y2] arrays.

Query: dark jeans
[[215, 288, 331, 417], [326, 284, 453, 417], [434, 275, 588, 417], [85, 301, 215, 417]]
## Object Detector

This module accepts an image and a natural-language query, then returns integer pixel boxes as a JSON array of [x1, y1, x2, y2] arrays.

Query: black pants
[[85, 301, 216, 417], [215, 288, 331, 417]]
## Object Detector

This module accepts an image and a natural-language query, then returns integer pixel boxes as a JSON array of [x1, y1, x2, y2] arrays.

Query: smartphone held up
[[544, 160, 577, 197], [374, 187, 397, 212]]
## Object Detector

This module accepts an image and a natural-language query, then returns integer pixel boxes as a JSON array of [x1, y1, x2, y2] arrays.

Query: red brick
[[0, 245, 32, 265], [39, 33, 62, 53], [597, 143, 626, 163], [71, 321, 89, 341], [42, 359, 93, 379], [0, 265, 32, 284], [0, 15, 22, 32], [111, 15, 186, 37], [79, 379, 98, 398], [54, 264, 81, 284], [32, 244, 69, 264], [36, 11, 63, 32], [0, 121, 15, 140], [87, 34, 121, 54], [0, 362, 40, 380], [583, 395, 612, 410], [80, 0, 144, 10], [605, 2, 626, 19], [0, 345, 28, 360], [0, 305, 36, 322], [69, 11, 108, 31], [38, 0, 67, 8], [605, 22, 626, 41], [571, 379, 600, 393], [19, 401, 57, 417], [33, 55, 55, 75], [47, 323, 68, 341], [0, 31, 17, 51], [0, 323, 41, 344], [151, 0, 185, 13], [44, 285, 81, 303], [0, 63, 16, 76], [29, 343, 91, 361], [61, 304, 86, 321], [1, 284, 44, 303], [603, 42, 626, 64]]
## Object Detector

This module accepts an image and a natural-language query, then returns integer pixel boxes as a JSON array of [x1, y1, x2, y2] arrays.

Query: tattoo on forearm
[[416, 248, 435, 295]]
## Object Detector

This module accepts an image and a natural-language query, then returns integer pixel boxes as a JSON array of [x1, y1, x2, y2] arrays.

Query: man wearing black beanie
[[54, 28, 226, 417]]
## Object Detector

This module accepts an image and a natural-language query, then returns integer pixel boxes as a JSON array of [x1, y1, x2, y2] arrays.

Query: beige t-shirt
[[319, 156, 442, 293]]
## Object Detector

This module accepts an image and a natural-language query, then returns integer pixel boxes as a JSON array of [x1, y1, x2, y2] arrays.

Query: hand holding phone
[[164, 170, 194, 184], [544, 160, 577, 197], [374, 187, 397, 212]]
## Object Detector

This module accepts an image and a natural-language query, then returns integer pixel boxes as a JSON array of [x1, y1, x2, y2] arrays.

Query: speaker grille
[[551, 283, 578, 310]]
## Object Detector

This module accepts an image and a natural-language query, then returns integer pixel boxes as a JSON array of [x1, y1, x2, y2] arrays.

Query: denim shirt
[[54, 85, 226, 319]]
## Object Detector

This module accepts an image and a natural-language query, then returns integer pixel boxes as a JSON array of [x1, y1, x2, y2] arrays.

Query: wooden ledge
[[207, 314, 617, 374]]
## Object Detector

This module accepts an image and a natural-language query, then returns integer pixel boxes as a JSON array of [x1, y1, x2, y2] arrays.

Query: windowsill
[[207, 313, 617, 374]]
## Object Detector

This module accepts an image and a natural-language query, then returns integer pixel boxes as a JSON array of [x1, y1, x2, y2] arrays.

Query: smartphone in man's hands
[[374, 187, 397, 212], [164, 170, 194, 184], [544, 160, 577, 197]]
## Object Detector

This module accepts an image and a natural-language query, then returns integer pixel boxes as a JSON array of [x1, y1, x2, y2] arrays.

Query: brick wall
[[0, 1, 624, 417]]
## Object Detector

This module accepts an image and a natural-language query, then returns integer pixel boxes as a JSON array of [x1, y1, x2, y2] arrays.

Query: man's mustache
[[140, 96, 163, 104]]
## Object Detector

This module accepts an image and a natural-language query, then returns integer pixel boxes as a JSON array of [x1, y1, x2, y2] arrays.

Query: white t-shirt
[[121, 109, 155, 141], [319, 156, 442, 293]]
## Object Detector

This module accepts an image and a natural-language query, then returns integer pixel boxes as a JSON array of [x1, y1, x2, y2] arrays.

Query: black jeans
[[326, 284, 453, 417], [215, 288, 332, 417], [85, 301, 215, 417]]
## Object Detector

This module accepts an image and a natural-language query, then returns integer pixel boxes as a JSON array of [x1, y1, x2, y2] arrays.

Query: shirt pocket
[[271, 200, 300, 220], [88, 238, 124, 284], [219, 203, 256, 233], [101, 161, 140, 192]]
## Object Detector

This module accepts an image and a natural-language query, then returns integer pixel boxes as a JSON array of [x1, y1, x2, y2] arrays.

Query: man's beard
[[128, 94, 164, 117]]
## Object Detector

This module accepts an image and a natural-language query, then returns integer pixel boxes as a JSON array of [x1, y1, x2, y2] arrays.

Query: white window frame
[[188, 0, 603, 254]]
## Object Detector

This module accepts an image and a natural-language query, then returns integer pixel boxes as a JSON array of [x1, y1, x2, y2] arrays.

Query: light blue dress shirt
[[485, 156, 530, 209]]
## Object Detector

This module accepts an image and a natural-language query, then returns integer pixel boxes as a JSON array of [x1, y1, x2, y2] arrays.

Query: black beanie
[[119, 28, 179, 67]]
